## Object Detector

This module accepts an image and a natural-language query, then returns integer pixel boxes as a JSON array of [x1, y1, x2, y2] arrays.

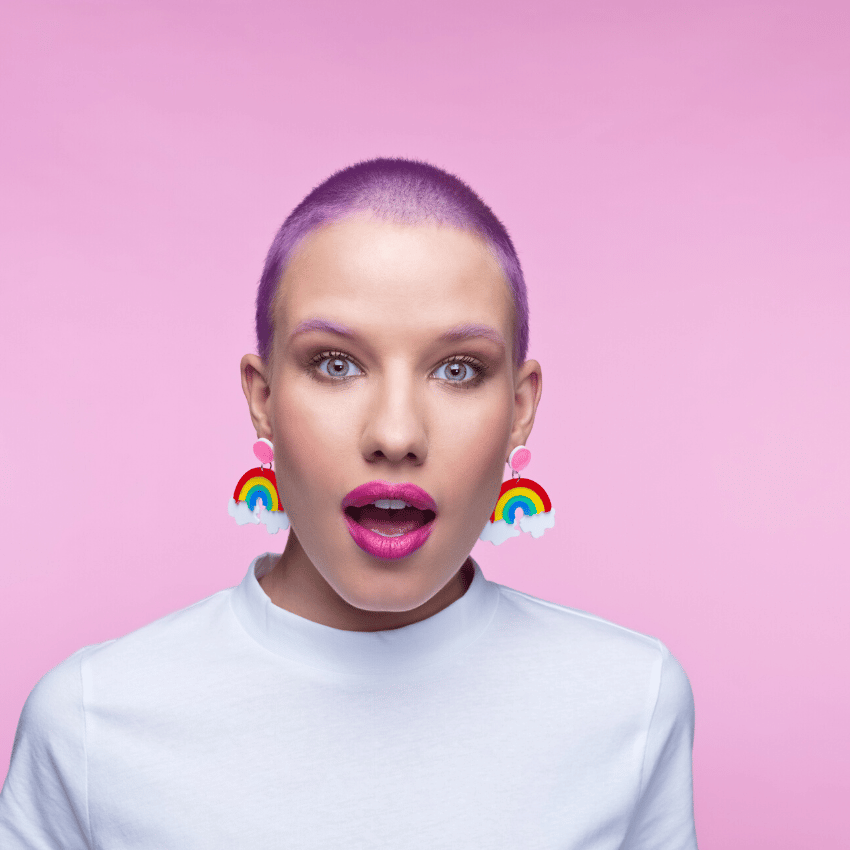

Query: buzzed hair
[[255, 158, 529, 365]]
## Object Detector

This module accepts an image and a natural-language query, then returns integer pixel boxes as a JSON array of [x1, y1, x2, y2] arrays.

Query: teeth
[[373, 499, 409, 510]]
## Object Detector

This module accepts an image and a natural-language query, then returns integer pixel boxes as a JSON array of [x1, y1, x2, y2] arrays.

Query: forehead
[[275, 215, 514, 348]]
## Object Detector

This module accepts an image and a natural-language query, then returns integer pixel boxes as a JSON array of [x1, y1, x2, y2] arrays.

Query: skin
[[241, 213, 542, 631]]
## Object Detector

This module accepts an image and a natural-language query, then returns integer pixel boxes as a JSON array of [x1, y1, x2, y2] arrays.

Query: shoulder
[[17, 644, 93, 740], [6, 643, 97, 803], [489, 581, 693, 713], [493, 581, 665, 660], [82, 584, 234, 665], [23, 586, 237, 718], [1, 647, 96, 845], [92, 586, 243, 692]]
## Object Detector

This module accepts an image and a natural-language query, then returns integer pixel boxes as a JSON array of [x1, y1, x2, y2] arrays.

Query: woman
[[0, 159, 698, 848]]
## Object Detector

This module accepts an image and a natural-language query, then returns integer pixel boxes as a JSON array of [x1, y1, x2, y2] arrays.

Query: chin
[[335, 554, 444, 613]]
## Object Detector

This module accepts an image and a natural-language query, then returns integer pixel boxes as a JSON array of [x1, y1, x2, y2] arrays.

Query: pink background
[[2, 1, 848, 845]]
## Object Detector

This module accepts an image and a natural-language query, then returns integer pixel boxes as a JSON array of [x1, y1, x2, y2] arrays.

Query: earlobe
[[240, 354, 273, 439]]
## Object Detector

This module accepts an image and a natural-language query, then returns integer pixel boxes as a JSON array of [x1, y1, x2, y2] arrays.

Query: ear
[[509, 359, 543, 455], [240, 354, 274, 440]]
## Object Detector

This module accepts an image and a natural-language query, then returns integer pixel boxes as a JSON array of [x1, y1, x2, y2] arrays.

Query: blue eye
[[433, 360, 476, 382], [318, 356, 362, 379]]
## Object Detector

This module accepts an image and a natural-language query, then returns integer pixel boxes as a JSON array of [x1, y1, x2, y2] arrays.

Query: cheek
[[269, 384, 360, 488], [435, 390, 513, 505]]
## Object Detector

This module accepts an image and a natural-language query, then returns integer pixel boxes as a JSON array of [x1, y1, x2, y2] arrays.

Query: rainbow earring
[[227, 438, 290, 534], [479, 445, 555, 545]]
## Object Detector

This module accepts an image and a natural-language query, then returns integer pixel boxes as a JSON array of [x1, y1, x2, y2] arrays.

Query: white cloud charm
[[228, 498, 290, 534]]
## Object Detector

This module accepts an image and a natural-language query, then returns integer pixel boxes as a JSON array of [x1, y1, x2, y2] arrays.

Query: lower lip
[[343, 513, 435, 560]]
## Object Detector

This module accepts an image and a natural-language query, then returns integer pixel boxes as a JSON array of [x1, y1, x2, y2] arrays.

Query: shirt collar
[[230, 552, 499, 677]]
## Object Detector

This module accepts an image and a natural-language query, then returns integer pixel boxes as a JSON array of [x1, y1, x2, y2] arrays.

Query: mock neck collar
[[230, 552, 499, 678]]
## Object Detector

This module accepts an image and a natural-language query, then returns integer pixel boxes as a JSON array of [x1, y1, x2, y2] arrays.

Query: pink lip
[[341, 481, 438, 513], [341, 481, 437, 560]]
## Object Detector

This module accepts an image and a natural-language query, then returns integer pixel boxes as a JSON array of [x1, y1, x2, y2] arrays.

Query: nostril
[[365, 448, 424, 463]]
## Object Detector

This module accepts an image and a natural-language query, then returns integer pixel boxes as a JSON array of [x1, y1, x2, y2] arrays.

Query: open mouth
[[341, 482, 438, 559], [344, 500, 437, 537]]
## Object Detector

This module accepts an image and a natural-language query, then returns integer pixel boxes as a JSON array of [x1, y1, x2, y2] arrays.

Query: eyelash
[[307, 350, 487, 387], [432, 355, 487, 388], [309, 350, 363, 381]]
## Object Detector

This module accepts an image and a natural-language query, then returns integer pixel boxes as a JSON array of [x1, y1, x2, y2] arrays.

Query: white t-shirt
[[0, 554, 698, 849]]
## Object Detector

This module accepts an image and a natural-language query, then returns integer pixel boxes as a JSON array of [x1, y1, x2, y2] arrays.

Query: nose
[[360, 369, 428, 466]]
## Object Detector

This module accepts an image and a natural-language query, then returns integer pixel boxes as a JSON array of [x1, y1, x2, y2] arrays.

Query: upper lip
[[342, 481, 437, 514]]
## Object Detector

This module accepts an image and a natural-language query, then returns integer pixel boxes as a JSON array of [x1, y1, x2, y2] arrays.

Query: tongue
[[357, 505, 427, 537]]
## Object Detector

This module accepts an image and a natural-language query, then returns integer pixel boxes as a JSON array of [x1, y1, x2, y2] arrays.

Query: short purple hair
[[256, 158, 529, 365]]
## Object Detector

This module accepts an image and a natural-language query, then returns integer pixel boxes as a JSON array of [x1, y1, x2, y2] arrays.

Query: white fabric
[[0, 554, 697, 849]]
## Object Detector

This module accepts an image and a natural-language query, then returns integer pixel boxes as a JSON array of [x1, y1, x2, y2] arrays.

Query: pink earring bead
[[509, 445, 531, 472], [253, 438, 274, 465]]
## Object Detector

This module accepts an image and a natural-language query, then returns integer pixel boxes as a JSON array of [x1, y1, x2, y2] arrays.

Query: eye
[[432, 359, 479, 383], [315, 354, 363, 379]]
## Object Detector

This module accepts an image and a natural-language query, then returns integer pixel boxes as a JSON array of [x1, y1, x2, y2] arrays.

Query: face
[[242, 214, 541, 630]]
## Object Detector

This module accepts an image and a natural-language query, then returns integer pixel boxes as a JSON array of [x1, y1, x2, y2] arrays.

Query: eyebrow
[[289, 319, 357, 341], [288, 318, 506, 349], [439, 323, 506, 348]]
